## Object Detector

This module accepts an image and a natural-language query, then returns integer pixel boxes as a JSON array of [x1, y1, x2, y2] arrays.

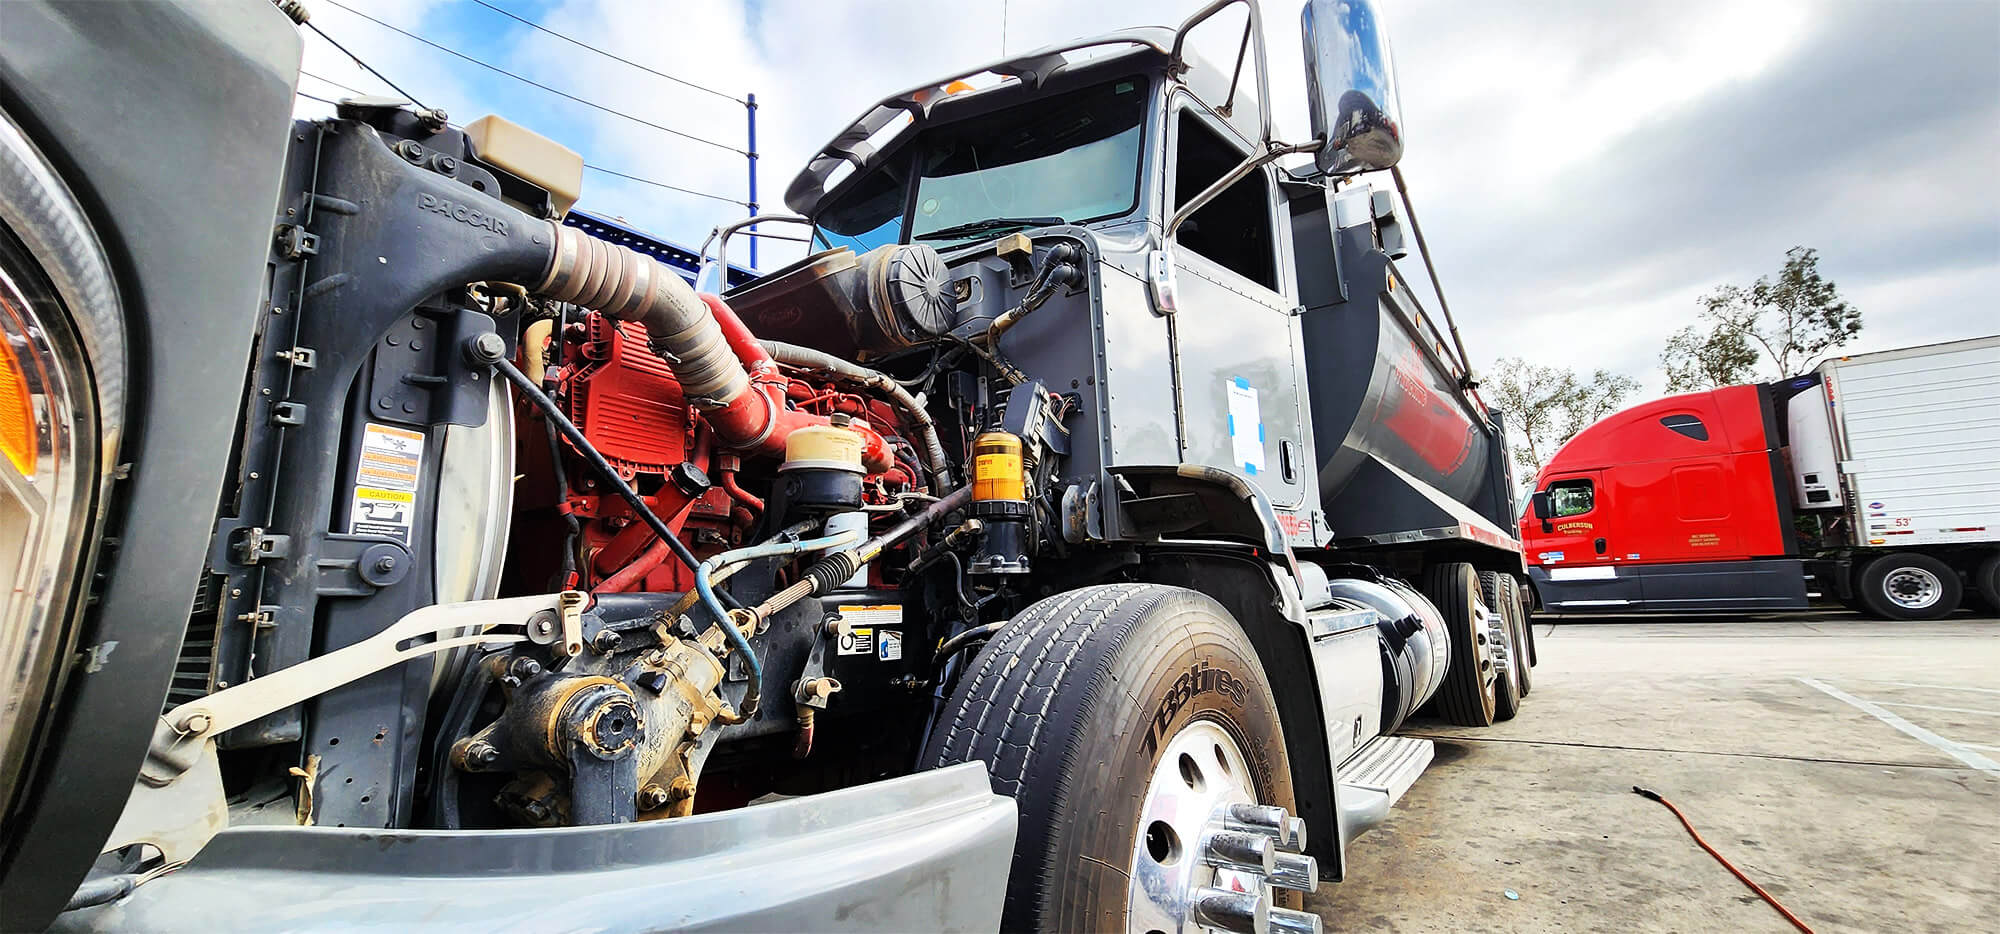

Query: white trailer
[[1785, 335, 2000, 617]]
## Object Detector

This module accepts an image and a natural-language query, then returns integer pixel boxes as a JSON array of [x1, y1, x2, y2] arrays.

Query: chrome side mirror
[[1300, 0, 1404, 175]]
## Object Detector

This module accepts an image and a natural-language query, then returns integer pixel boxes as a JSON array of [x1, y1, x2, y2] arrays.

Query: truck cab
[[1521, 385, 1808, 613], [1521, 335, 2000, 620]]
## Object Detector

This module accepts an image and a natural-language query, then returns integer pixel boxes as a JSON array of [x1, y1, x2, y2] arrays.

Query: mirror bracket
[[1164, 139, 1321, 242], [1169, 0, 1273, 144]]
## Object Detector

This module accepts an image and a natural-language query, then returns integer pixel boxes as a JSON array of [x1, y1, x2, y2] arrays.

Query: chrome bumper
[[57, 763, 1015, 932]]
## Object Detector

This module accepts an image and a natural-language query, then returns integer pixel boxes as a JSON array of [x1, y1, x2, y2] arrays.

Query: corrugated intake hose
[[533, 223, 895, 473], [760, 339, 953, 491], [536, 222, 749, 410]]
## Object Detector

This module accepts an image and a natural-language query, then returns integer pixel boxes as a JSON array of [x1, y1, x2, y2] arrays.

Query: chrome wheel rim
[[1464, 596, 1496, 692], [1478, 594, 1510, 689], [1126, 719, 1321, 934], [1883, 567, 1942, 610]]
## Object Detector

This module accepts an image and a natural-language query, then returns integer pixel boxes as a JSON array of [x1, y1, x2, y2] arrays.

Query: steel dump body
[[1291, 187, 1516, 551]]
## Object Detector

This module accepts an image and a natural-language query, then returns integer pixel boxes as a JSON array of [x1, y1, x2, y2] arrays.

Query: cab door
[[1163, 99, 1308, 512], [1529, 470, 1644, 608]]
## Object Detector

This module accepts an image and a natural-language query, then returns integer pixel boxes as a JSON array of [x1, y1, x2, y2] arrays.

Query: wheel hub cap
[[1884, 567, 1941, 610], [1127, 719, 1321, 934]]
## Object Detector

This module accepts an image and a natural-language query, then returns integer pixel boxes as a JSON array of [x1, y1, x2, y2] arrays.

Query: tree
[[1486, 358, 1641, 477], [1661, 246, 1860, 391]]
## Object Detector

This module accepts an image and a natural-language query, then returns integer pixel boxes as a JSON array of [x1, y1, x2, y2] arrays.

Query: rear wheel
[[1425, 563, 1497, 727], [1974, 552, 2000, 617], [1857, 552, 1962, 621], [923, 584, 1319, 933]]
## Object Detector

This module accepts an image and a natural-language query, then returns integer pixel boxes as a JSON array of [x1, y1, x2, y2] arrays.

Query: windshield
[[815, 76, 1149, 252]]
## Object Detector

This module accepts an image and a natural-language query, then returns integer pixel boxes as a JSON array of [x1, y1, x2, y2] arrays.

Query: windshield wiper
[[913, 216, 1065, 241]]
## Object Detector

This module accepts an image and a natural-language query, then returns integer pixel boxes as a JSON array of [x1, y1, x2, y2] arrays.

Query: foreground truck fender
[[1, 1, 1538, 931]]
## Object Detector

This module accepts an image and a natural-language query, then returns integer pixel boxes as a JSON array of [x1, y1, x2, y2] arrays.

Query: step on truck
[[1521, 336, 2000, 620], [0, 1, 1537, 930]]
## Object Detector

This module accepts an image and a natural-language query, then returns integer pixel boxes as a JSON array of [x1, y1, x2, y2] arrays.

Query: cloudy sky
[[294, 0, 2000, 399]]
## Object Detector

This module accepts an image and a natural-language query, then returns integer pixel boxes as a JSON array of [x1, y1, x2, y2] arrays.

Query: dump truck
[[1520, 335, 2000, 620], [0, 1, 1536, 930]]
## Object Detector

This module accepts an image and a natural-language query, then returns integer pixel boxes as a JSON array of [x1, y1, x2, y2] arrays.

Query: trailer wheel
[[1857, 552, 1962, 621], [1479, 572, 1523, 721], [923, 584, 1312, 933], [1974, 552, 2000, 617], [1425, 563, 1497, 727]]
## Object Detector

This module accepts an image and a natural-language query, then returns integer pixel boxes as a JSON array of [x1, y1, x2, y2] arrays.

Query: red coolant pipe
[[696, 293, 894, 472]]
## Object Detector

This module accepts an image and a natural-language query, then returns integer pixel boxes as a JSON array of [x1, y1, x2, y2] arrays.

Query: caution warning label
[[350, 422, 424, 544]]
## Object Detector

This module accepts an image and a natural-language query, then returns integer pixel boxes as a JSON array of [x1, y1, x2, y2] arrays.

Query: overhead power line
[[318, 0, 748, 157], [297, 72, 748, 208], [467, 0, 746, 106], [300, 70, 366, 96], [300, 17, 433, 112], [582, 165, 748, 207]]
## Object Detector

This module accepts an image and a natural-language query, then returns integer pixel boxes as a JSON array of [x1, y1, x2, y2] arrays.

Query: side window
[[1173, 112, 1276, 289], [1548, 478, 1595, 517], [1660, 413, 1709, 441]]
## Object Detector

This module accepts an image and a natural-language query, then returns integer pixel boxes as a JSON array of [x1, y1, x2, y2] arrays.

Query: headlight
[[0, 240, 98, 821], [0, 112, 121, 829]]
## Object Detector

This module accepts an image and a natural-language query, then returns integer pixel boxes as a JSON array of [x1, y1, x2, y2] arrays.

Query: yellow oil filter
[[971, 432, 1026, 502]]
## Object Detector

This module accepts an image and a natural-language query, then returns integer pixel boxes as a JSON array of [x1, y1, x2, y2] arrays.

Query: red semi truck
[[1520, 336, 2000, 621]]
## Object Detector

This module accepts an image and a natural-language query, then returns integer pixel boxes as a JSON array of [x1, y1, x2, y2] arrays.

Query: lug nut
[[1270, 852, 1318, 893], [637, 784, 670, 810], [1268, 906, 1323, 934], [1282, 816, 1308, 853], [1202, 830, 1276, 874], [1191, 886, 1268, 934]]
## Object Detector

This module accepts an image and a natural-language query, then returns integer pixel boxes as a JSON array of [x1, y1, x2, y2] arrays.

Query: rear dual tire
[[1425, 563, 1498, 727]]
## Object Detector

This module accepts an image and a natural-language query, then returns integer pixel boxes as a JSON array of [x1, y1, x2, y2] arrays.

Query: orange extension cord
[[1633, 787, 1816, 934]]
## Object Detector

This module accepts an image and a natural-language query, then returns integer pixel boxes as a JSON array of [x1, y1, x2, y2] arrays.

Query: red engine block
[[530, 309, 921, 596]]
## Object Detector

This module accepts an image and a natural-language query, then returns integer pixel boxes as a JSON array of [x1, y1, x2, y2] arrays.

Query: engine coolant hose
[[759, 339, 953, 492]]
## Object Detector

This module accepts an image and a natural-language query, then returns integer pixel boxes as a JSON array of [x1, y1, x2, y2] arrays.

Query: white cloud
[[287, 0, 1996, 408]]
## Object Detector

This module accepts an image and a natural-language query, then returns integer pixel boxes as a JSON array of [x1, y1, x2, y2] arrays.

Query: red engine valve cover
[[564, 316, 690, 477]]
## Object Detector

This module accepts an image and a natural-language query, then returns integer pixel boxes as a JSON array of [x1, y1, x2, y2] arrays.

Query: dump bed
[[1290, 183, 1517, 550]]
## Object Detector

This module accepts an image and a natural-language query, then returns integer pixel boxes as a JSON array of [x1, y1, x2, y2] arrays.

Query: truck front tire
[[922, 584, 1301, 932], [1857, 552, 1962, 621]]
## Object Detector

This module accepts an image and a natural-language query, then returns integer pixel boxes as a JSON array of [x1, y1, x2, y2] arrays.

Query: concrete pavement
[[1310, 613, 2000, 932]]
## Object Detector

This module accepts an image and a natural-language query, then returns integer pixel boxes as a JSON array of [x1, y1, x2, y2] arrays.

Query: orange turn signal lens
[[0, 333, 36, 476]]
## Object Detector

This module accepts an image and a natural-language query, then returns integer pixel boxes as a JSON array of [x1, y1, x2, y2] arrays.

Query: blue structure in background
[[562, 210, 760, 289]]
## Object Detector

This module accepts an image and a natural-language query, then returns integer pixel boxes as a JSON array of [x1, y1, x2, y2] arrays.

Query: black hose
[[490, 356, 740, 609], [933, 620, 1004, 666], [544, 415, 581, 589]]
